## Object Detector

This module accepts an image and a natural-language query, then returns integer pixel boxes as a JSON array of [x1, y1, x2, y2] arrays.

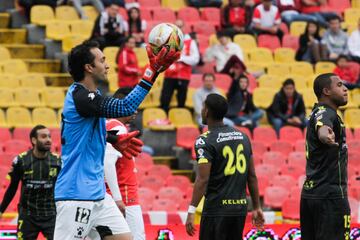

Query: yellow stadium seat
[[234, 34, 257, 49], [107, 74, 118, 93], [258, 74, 283, 89], [139, 93, 156, 109], [42, 88, 65, 109], [162, 0, 186, 10], [245, 62, 266, 74], [134, 47, 148, 68], [344, 8, 360, 25], [209, 34, 219, 46], [82, 6, 99, 20], [169, 108, 196, 128], [46, 21, 71, 41], [289, 62, 314, 76], [315, 61, 336, 75], [290, 21, 307, 37], [0, 46, 11, 60], [248, 48, 273, 63], [1, 59, 27, 74], [347, 24, 358, 35], [0, 109, 6, 127], [0, 88, 18, 108], [351, 89, 360, 107], [57, 108, 63, 124], [299, 88, 317, 108], [0, 74, 20, 88], [32, 107, 59, 128], [185, 88, 196, 109], [18, 74, 46, 88], [142, 107, 175, 130], [283, 74, 308, 89], [274, 48, 295, 63], [344, 108, 360, 128], [15, 88, 44, 108], [253, 88, 277, 108], [30, 5, 55, 25], [267, 63, 291, 77], [70, 20, 94, 38], [353, 0, 360, 8], [103, 47, 120, 68], [6, 107, 33, 128], [62, 34, 88, 52], [56, 6, 80, 21]]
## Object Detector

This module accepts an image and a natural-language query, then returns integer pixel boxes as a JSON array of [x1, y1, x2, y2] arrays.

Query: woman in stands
[[126, 3, 146, 47], [295, 21, 322, 63]]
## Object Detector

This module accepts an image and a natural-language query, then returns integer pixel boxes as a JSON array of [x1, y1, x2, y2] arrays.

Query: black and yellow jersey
[[194, 125, 252, 217], [302, 104, 348, 199]]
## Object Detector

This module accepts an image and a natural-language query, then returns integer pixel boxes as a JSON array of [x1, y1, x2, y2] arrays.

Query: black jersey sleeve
[[194, 135, 214, 164], [314, 106, 337, 131], [0, 157, 22, 213]]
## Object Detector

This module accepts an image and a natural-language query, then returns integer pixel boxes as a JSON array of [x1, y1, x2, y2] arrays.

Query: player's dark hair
[[30, 125, 47, 143], [313, 73, 336, 99], [205, 94, 228, 121], [336, 54, 349, 63], [282, 78, 295, 87], [113, 87, 132, 99], [202, 73, 215, 81], [68, 40, 99, 82]]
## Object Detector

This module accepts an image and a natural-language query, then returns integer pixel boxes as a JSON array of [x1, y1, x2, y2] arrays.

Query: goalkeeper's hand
[[122, 137, 143, 159], [142, 46, 181, 84], [112, 131, 143, 158]]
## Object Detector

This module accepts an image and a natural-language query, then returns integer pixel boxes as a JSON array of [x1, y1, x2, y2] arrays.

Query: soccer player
[[104, 88, 145, 240], [0, 125, 61, 240], [300, 73, 350, 240], [185, 94, 264, 240], [54, 40, 179, 240]]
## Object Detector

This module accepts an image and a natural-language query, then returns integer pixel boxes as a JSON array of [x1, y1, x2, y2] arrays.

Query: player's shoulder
[[49, 152, 61, 160], [312, 104, 336, 119]]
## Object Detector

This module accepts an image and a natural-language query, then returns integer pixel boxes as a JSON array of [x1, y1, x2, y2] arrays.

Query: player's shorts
[[17, 213, 55, 240], [300, 197, 351, 240], [53, 193, 130, 240], [199, 215, 246, 240]]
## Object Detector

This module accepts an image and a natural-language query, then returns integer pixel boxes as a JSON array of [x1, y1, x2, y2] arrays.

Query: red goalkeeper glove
[[122, 137, 144, 159], [112, 130, 139, 153]]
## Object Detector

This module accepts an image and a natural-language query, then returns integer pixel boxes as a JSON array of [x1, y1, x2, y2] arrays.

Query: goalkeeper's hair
[[205, 93, 228, 121]]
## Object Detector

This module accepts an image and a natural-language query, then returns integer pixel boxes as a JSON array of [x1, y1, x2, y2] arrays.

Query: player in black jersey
[[300, 73, 350, 240], [0, 125, 61, 240], [185, 94, 264, 240]]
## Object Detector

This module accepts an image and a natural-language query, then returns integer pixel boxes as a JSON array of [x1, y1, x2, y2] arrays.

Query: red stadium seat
[[298, 175, 306, 187], [200, 8, 220, 26], [264, 186, 289, 209], [138, 187, 157, 203], [178, 198, 190, 211], [257, 34, 281, 52], [253, 153, 262, 165], [255, 164, 279, 180], [262, 151, 287, 166], [235, 126, 252, 139], [12, 128, 31, 142], [251, 141, 268, 156], [0, 128, 11, 142], [348, 162, 359, 178], [136, 164, 151, 178], [147, 165, 172, 180], [282, 34, 299, 51], [270, 174, 297, 189], [189, 74, 203, 89], [135, 152, 154, 166], [140, 175, 165, 192], [193, 21, 216, 36], [138, 0, 160, 7], [196, 34, 210, 54], [0, 153, 17, 167], [270, 141, 293, 156], [253, 127, 277, 144], [177, 7, 200, 23], [139, 198, 152, 212], [348, 150, 360, 163], [346, 128, 354, 140], [215, 74, 232, 92], [152, 198, 179, 211], [118, 7, 128, 20], [288, 151, 306, 166], [158, 187, 184, 201], [348, 140, 360, 151], [3, 140, 31, 154], [354, 128, 360, 139], [349, 197, 359, 220], [257, 175, 270, 197], [280, 22, 289, 34], [176, 126, 200, 149], [195, 61, 216, 74], [140, 8, 152, 21], [151, 8, 176, 22], [184, 186, 193, 199], [349, 185, 360, 200], [49, 128, 61, 145], [327, 0, 350, 13], [166, 175, 192, 192], [279, 126, 303, 142], [289, 186, 301, 200], [280, 164, 305, 180], [282, 198, 300, 220], [294, 139, 305, 152]]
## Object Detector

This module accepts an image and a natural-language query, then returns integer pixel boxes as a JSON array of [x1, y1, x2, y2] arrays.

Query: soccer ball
[[148, 23, 184, 55]]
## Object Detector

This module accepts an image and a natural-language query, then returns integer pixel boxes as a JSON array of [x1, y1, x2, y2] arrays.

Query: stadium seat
[[0, 88, 17, 108], [252, 140, 268, 156], [62, 34, 88, 52], [196, 34, 210, 54], [270, 141, 293, 156], [280, 164, 305, 180], [264, 186, 289, 209], [178, 198, 190, 211], [233, 34, 257, 49], [13, 128, 31, 142], [282, 198, 300, 220], [270, 175, 297, 189], [161, 0, 186, 10], [147, 165, 172, 180], [345, 8, 360, 25], [349, 197, 359, 220], [140, 175, 165, 192], [255, 164, 280, 179], [289, 62, 314, 76], [42, 88, 65, 109], [283, 74, 308, 89], [30, 5, 55, 25], [258, 74, 282, 89], [235, 126, 252, 139], [267, 63, 291, 77], [253, 88, 277, 109], [184, 186, 193, 199], [289, 186, 301, 200], [0, 74, 19, 88], [134, 47, 148, 67], [15, 88, 44, 108], [3, 139, 31, 154], [315, 61, 336, 75], [166, 175, 192, 193], [214, 74, 232, 92], [348, 140, 360, 151], [245, 62, 266, 74], [327, 0, 351, 13], [176, 126, 200, 149], [46, 21, 71, 40], [262, 151, 287, 166], [158, 187, 184, 201], [49, 128, 61, 144], [18, 74, 46, 88], [82, 6, 99, 20], [282, 34, 299, 51], [274, 48, 295, 63], [299, 88, 317, 108], [346, 128, 354, 140], [290, 21, 307, 37], [0, 153, 16, 167], [138, 0, 160, 7], [200, 7, 220, 26], [1, 59, 28, 74], [142, 108, 168, 128], [253, 127, 278, 142], [0, 46, 11, 60], [344, 109, 360, 128], [32, 107, 58, 128], [279, 126, 303, 142], [257, 34, 281, 51], [257, 175, 270, 197], [103, 47, 120, 67], [55, 6, 79, 21], [353, 0, 360, 8], [169, 108, 195, 128], [354, 128, 360, 139], [6, 107, 33, 128], [193, 21, 216, 36], [152, 198, 178, 211], [138, 187, 157, 208], [248, 48, 273, 63], [288, 151, 306, 166], [177, 7, 200, 23], [70, 20, 94, 38], [152, 8, 176, 22], [135, 152, 153, 166], [0, 128, 11, 142]]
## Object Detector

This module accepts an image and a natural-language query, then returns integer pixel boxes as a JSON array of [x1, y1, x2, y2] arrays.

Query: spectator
[[296, 21, 322, 63], [101, 0, 125, 7], [348, 18, 360, 64], [267, 79, 307, 136], [71, 0, 104, 19], [300, 0, 338, 28], [252, 0, 284, 41], [204, 32, 245, 73], [221, 0, 251, 38], [91, 4, 128, 49], [19, 0, 57, 18], [160, 19, 200, 112], [321, 16, 348, 61], [187, 0, 222, 8], [126, 3, 146, 47], [226, 72, 263, 129], [117, 36, 140, 88], [277, 0, 317, 26], [333, 55, 360, 90]]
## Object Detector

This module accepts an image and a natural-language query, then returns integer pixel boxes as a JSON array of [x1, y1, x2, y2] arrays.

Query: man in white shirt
[[348, 18, 360, 63]]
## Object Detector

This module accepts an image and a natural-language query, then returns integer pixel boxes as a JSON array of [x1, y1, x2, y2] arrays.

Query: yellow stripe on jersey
[[315, 121, 323, 130], [198, 158, 209, 164]]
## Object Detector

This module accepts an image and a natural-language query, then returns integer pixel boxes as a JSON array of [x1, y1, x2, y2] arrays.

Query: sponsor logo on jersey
[[216, 131, 244, 143]]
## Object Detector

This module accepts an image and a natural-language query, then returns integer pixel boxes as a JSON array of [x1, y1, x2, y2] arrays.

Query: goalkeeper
[[54, 40, 179, 240]]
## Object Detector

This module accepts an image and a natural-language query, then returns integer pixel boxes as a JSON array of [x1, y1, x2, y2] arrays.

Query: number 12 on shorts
[[75, 207, 91, 224]]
